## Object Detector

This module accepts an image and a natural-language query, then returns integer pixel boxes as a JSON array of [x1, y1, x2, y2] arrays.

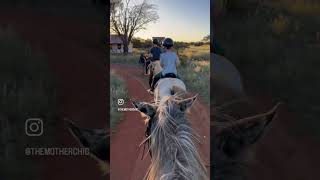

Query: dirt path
[[110, 64, 210, 180], [0, 9, 107, 180]]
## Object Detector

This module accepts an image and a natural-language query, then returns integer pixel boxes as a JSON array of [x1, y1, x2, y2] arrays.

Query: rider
[[139, 53, 146, 65], [148, 38, 180, 93], [149, 38, 163, 62], [145, 39, 163, 75]]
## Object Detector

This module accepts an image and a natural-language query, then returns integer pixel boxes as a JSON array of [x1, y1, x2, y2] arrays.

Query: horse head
[[211, 103, 281, 180], [132, 95, 208, 180], [64, 118, 109, 175]]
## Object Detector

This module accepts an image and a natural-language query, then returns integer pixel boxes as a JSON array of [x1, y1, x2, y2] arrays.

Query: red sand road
[[110, 64, 211, 180], [0, 9, 107, 180]]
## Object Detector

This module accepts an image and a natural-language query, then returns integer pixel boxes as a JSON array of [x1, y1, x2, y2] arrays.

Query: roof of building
[[110, 35, 123, 44], [152, 37, 165, 40]]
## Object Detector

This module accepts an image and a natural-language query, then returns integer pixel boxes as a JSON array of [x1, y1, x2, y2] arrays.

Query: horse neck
[[146, 111, 208, 180]]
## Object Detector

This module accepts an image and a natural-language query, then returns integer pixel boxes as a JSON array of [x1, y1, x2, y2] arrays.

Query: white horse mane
[[145, 96, 208, 180]]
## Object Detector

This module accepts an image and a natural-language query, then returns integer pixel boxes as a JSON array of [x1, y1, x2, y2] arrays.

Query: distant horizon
[[135, 0, 210, 42], [110, 33, 209, 43]]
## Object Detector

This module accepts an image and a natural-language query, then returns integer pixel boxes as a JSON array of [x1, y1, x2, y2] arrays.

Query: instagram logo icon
[[118, 99, 125, 106], [25, 118, 43, 136]]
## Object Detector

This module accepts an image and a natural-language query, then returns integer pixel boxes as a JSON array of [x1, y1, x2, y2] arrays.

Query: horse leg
[[145, 61, 150, 75], [149, 71, 154, 87]]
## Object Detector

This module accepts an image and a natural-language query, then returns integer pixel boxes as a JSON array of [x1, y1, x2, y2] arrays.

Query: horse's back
[[155, 78, 186, 101]]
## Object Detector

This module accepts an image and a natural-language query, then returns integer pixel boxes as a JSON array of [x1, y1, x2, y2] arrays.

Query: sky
[[134, 0, 210, 42]]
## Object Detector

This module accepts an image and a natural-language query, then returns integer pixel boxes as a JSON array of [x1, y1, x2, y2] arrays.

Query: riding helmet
[[162, 38, 174, 48], [153, 38, 159, 45]]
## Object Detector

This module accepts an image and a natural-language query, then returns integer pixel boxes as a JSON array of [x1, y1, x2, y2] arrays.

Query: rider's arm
[[160, 54, 165, 68], [148, 47, 153, 58], [175, 55, 180, 67]]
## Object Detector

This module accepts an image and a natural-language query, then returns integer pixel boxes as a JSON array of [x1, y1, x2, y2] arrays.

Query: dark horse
[[211, 53, 281, 180]]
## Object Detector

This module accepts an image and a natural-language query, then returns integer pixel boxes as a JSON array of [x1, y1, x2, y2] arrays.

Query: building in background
[[110, 35, 133, 53]]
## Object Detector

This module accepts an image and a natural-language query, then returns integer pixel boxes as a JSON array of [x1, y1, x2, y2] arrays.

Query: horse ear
[[132, 100, 157, 118], [178, 95, 197, 111], [216, 103, 281, 157]]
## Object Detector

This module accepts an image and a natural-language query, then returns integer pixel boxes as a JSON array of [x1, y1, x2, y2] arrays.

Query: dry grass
[[110, 54, 140, 65], [179, 59, 210, 105], [180, 45, 210, 60], [110, 72, 128, 129]]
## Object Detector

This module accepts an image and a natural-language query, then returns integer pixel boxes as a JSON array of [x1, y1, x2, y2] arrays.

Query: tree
[[110, 0, 159, 54], [202, 34, 210, 43], [174, 41, 190, 58]]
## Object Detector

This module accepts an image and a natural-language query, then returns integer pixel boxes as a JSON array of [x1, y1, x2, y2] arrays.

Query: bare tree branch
[[110, 0, 159, 54]]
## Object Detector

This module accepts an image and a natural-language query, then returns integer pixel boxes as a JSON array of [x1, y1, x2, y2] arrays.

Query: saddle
[[153, 73, 179, 90], [163, 73, 177, 78]]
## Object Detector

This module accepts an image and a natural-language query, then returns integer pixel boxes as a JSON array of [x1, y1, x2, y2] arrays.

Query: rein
[[140, 117, 155, 159]]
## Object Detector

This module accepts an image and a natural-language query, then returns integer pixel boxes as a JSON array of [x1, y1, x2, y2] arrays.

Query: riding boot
[[150, 72, 162, 91], [145, 60, 151, 75]]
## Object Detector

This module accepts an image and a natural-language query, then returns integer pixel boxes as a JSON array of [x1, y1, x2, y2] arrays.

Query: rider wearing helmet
[[149, 38, 163, 62], [148, 38, 180, 93]]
